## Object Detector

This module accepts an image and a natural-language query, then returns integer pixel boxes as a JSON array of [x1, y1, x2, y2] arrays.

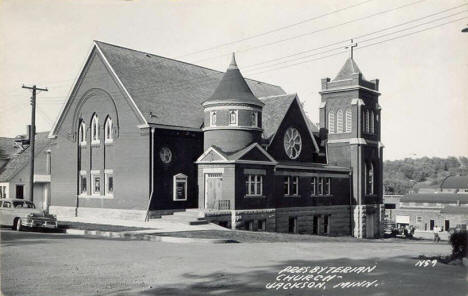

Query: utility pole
[[22, 84, 48, 203]]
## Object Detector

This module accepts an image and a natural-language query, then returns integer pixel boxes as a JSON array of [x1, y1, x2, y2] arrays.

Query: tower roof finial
[[345, 39, 358, 60], [228, 52, 238, 70]]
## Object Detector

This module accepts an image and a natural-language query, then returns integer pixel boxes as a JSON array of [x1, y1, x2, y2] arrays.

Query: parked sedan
[[0, 199, 58, 231]]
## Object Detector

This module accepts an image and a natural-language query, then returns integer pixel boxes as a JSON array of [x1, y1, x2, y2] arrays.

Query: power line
[[177, 0, 379, 58], [247, 15, 468, 76], [244, 8, 468, 73], [242, 3, 468, 70], [191, 0, 428, 64]]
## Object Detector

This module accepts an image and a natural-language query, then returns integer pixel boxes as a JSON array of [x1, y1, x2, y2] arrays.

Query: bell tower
[[319, 41, 384, 238]]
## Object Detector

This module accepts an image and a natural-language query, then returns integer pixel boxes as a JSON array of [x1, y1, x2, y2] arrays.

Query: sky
[[0, 0, 467, 160]]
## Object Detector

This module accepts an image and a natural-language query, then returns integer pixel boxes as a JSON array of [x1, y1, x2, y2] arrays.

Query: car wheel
[[14, 218, 22, 231]]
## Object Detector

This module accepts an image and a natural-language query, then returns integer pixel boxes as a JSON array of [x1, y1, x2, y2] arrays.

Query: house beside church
[[43, 41, 383, 238]]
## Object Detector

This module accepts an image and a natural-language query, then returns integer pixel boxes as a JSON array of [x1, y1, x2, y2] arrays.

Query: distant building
[[390, 175, 468, 231], [0, 132, 52, 209]]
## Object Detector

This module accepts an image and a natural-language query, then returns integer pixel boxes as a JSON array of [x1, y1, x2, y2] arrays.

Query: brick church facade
[[47, 41, 383, 238]]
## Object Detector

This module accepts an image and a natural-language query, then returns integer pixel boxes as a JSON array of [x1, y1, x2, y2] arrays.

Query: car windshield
[[12, 201, 36, 208]]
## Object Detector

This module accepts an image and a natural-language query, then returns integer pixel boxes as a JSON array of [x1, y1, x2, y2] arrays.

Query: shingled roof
[[94, 41, 284, 129], [0, 132, 51, 182], [333, 57, 364, 81], [260, 94, 319, 142], [0, 137, 18, 160], [203, 53, 264, 107]]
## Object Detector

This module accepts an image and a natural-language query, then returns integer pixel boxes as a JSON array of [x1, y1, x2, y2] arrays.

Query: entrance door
[[205, 174, 223, 209], [445, 220, 450, 231], [312, 216, 319, 234], [16, 185, 24, 199], [288, 217, 297, 233], [430, 219, 435, 231], [366, 213, 375, 238]]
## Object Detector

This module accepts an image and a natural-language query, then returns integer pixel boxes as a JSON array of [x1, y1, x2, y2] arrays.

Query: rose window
[[283, 127, 302, 160]]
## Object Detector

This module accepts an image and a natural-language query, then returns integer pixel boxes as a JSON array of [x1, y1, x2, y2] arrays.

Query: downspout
[[75, 131, 80, 217], [145, 127, 155, 221], [349, 170, 353, 236]]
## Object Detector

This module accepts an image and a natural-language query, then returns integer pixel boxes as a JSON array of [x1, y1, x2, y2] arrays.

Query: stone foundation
[[49, 206, 147, 221]]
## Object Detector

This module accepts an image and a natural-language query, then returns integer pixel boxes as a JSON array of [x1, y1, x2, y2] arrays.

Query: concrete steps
[[151, 209, 209, 225]]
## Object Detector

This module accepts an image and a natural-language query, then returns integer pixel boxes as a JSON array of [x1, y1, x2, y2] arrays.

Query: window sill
[[79, 195, 113, 199], [105, 139, 113, 145], [173, 198, 188, 201], [244, 195, 266, 198], [311, 194, 333, 197], [284, 194, 301, 198], [79, 142, 87, 147], [91, 140, 101, 147]]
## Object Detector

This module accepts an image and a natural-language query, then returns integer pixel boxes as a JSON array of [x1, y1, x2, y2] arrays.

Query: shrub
[[449, 230, 468, 259]]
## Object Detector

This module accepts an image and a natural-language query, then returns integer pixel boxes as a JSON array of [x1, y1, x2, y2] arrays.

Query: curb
[[64, 228, 237, 244]]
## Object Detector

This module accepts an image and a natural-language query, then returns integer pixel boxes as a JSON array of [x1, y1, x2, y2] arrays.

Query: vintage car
[[0, 199, 58, 231]]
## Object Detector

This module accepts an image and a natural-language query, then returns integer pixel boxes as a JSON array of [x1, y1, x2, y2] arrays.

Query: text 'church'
[[46, 41, 383, 238]]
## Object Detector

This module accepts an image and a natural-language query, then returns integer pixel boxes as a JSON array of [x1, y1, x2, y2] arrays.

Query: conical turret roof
[[203, 53, 264, 106], [333, 57, 365, 81]]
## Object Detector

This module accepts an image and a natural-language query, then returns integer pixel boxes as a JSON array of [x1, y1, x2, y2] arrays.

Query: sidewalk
[[58, 216, 231, 243]]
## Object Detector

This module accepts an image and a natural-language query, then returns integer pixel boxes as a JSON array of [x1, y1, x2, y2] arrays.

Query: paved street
[[1, 229, 467, 296]]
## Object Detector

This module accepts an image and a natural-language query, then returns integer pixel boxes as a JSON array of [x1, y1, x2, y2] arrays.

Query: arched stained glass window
[[105, 117, 113, 142], [91, 114, 99, 143], [345, 108, 352, 133], [328, 111, 335, 133], [336, 109, 343, 133]]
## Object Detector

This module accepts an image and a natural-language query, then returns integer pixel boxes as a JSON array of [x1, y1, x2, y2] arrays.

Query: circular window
[[159, 147, 172, 164], [283, 127, 302, 160]]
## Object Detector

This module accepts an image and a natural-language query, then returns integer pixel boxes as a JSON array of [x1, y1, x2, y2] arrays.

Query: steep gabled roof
[[260, 94, 297, 141], [94, 41, 284, 129], [260, 93, 319, 152], [0, 132, 51, 182], [0, 137, 18, 160], [203, 54, 264, 107], [333, 57, 364, 81]]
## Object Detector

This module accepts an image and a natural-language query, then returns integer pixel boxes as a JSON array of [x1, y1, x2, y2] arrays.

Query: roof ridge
[[259, 93, 297, 100], [94, 40, 284, 88]]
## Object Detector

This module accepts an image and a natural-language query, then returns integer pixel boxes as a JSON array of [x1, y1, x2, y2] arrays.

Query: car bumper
[[23, 220, 58, 229]]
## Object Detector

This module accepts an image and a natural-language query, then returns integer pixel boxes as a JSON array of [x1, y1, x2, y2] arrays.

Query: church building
[[47, 41, 383, 238]]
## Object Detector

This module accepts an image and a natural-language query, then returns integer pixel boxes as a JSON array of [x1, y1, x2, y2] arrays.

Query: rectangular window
[[310, 177, 316, 196], [210, 111, 216, 126], [324, 178, 331, 195], [105, 170, 113, 196], [251, 111, 259, 127], [229, 110, 238, 126], [292, 176, 299, 196], [16, 185, 24, 199], [0, 184, 7, 199], [416, 216, 422, 223], [284, 176, 299, 196], [318, 177, 324, 195], [283, 177, 290, 196], [173, 173, 188, 201], [258, 219, 266, 231], [91, 171, 101, 195], [79, 171, 87, 196], [245, 175, 263, 196]]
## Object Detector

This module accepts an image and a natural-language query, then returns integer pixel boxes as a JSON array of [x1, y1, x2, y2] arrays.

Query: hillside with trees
[[383, 156, 468, 195]]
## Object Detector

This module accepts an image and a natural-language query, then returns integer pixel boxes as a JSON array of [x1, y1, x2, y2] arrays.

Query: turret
[[202, 54, 264, 152]]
